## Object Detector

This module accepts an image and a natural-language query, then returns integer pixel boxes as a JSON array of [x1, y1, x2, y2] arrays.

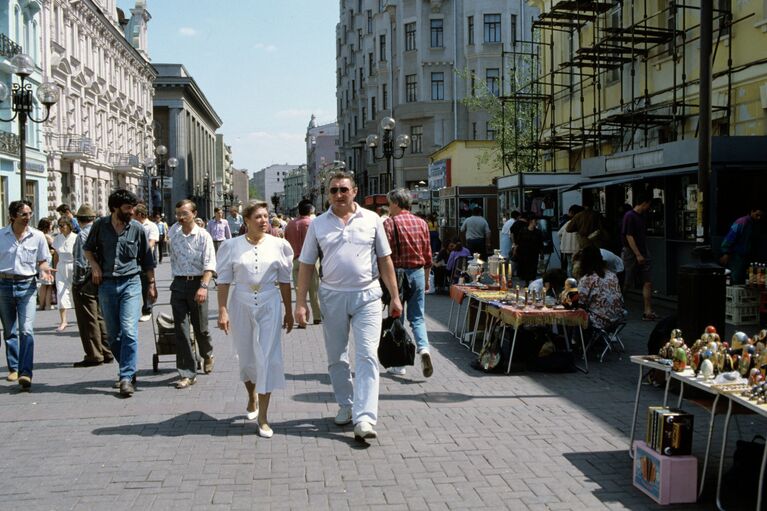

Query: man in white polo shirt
[[295, 171, 402, 443]]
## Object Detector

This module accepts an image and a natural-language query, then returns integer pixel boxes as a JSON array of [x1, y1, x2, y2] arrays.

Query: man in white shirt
[[168, 199, 217, 388], [500, 211, 519, 260], [0, 200, 53, 390], [294, 171, 402, 443], [136, 204, 160, 322]]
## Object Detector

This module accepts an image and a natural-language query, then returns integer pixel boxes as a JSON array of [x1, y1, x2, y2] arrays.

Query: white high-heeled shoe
[[257, 423, 273, 438], [246, 407, 259, 421]]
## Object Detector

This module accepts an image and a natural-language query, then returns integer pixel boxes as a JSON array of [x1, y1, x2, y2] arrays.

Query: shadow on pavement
[[91, 411, 371, 449], [291, 390, 557, 404], [284, 372, 331, 384]]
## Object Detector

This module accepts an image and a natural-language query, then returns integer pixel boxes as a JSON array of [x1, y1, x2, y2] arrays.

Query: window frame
[[431, 72, 445, 100], [405, 74, 418, 102], [430, 18, 444, 48], [410, 125, 423, 154], [405, 22, 416, 51], [484, 13, 502, 43]]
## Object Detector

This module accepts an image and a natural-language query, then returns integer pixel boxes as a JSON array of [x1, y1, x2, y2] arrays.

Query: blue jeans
[[98, 275, 142, 381], [0, 278, 38, 377], [401, 268, 429, 353]]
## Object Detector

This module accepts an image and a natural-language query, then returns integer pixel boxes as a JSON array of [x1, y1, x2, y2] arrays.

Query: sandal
[[642, 312, 658, 321]]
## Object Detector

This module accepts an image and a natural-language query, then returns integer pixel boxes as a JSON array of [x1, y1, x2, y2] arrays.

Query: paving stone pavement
[[0, 260, 763, 510]]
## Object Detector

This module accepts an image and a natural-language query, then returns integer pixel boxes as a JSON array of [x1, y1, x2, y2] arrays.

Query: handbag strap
[[390, 215, 402, 258]]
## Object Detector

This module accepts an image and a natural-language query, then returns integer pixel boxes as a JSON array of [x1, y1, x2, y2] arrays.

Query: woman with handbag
[[216, 201, 294, 438]]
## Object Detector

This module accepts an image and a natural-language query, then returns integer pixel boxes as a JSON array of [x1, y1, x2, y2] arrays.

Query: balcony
[[111, 153, 141, 174], [0, 34, 22, 60], [0, 129, 20, 158], [49, 134, 96, 160]]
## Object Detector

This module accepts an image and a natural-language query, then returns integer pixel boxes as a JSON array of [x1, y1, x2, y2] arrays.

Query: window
[[430, 19, 444, 47], [367, 10, 373, 33], [352, 79, 356, 98], [484, 14, 502, 43], [362, 107, 366, 123], [410, 125, 423, 153], [359, 67, 364, 83], [486, 122, 496, 140], [472, 122, 477, 140], [431, 72, 445, 100], [510, 14, 517, 45], [354, 116, 358, 135], [358, 28, 362, 47], [468, 16, 474, 45], [406, 74, 417, 102], [368, 52, 374, 75], [718, 0, 731, 36], [471, 71, 476, 97], [486, 68, 500, 96], [358, 0, 362, 12], [382, 83, 388, 109], [379, 34, 386, 61], [371, 96, 376, 118], [405, 22, 416, 51]]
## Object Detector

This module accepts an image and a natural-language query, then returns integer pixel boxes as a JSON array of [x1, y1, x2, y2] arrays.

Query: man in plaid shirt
[[383, 188, 434, 378]]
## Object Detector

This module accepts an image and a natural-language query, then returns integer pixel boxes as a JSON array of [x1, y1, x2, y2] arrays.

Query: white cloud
[[254, 42, 278, 53], [178, 27, 198, 37]]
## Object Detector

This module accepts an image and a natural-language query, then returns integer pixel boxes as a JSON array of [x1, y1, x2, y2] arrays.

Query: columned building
[[336, 0, 535, 197], [152, 63, 222, 219], [42, 0, 156, 216], [231, 167, 248, 210]]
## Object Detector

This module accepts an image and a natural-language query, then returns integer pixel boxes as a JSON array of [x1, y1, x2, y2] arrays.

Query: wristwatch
[[200, 282, 209, 289]]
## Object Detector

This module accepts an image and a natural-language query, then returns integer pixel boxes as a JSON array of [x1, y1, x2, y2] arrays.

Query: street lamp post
[[142, 157, 156, 209], [366, 117, 410, 192], [154, 144, 177, 219], [0, 53, 60, 198], [204, 172, 210, 218]]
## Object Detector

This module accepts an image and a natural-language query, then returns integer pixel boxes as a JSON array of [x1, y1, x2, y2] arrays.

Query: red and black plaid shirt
[[384, 211, 432, 270]]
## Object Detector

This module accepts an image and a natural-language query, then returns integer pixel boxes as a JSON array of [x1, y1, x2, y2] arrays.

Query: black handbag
[[378, 316, 416, 368]]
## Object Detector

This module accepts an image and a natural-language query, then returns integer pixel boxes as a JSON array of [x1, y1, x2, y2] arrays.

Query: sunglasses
[[329, 187, 351, 195]]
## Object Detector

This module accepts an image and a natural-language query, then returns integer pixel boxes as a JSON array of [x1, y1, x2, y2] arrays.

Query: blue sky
[[137, 0, 338, 175]]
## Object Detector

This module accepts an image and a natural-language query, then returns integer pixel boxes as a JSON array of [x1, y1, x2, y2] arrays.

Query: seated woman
[[446, 240, 472, 281], [577, 245, 625, 330], [527, 268, 566, 299], [432, 241, 454, 293]]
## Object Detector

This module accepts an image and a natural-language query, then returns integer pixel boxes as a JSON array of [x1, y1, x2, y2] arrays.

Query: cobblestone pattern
[[0, 262, 760, 510]]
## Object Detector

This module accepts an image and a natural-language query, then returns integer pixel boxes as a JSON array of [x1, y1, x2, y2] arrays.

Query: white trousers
[[229, 287, 285, 393], [319, 287, 383, 425]]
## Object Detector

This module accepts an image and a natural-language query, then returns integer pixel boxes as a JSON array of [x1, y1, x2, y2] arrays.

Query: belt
[[0, 273, 35, 281], [175, 275, 202, 281], [400, 266, 423, 270]]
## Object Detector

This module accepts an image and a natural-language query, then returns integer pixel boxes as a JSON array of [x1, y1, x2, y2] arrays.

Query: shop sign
[[428, 159, 451, 190]]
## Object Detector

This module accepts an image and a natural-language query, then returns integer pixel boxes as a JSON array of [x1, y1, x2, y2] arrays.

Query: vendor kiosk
[[438, 186, 498, 244]]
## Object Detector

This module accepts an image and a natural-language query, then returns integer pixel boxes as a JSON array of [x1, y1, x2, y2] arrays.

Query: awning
[[577, 166, 697, 189], [540, 184, 579, 192]]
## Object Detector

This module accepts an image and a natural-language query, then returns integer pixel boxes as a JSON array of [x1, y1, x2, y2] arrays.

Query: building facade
[[153, 63, 222, 219], [336, 0, 535, 199], [231, 167, 248, 210], [213, 133, 233, 211], [251, 163, 299, 213], [0, 1, 47, 224], [42, 0, 156, 216], [283, 164, 307, 216], [305, 114, 339, 209]]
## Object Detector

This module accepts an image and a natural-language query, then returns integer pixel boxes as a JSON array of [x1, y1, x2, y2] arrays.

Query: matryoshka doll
[[749, 367, 763, 386], [672, 346, 688, 372], [700, 351, 715, 381], [739, 345, 756, 377]]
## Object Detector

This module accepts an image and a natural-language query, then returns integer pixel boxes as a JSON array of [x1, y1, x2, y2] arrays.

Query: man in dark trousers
[[284, 200, 321, 326], [84, 189, 156, 397], [168, 199, 216, 389], [71, 204, 113, 367], [621, 191, 655, 320]]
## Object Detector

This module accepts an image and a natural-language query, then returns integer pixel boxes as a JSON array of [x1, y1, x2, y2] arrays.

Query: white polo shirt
[[299, 204, 391, 291], [0, 225, 50, 276]]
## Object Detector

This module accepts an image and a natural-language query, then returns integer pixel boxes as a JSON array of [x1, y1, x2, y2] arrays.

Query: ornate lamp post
[[0, 53, 60, 197], [154, 144, 177, 218], [142, 157, 155, 208], [366, 116, 409, 191]]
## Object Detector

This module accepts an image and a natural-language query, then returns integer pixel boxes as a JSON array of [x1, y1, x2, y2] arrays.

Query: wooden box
[[633, 440, 697, 505]]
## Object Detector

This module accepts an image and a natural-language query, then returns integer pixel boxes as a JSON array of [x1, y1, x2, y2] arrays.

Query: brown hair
[[135, 204, 148, 217], [327, 170, 356, 187], [242, 201, 269, 219], [175, 199, 197, 212]]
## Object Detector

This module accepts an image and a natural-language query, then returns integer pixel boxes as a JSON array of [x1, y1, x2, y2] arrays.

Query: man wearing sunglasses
[[295, 171, 402, 443]]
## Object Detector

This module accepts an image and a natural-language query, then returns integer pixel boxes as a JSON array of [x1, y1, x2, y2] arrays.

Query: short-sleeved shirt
[[621, 210, 648, 257], [73, 222, 94, 285], [227, 214, 243, 237], [0, 225, 49, 276], [141, 219, 160, 243], [461, 215, 491, 240], [299, 205, 391, 292], [284, 216, 312, 260], [168, 223, 216, 277], [83, 216, 154, 278]]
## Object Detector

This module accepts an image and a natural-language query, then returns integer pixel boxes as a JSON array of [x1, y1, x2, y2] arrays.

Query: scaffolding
[[500, 0, 736, 174]]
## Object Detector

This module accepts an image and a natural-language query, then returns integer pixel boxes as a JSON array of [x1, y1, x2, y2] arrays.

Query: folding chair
[[586, 320, 627, 363]]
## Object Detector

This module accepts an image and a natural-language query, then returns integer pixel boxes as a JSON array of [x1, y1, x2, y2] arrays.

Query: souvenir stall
[[437, 186, 498, 245]]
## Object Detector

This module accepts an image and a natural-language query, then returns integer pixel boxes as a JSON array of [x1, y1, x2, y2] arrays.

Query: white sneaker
[[354, 421, 377, 442], [139, 314, 151, 322], [387, 366, 406, 376], [334, 406, 352, 425]]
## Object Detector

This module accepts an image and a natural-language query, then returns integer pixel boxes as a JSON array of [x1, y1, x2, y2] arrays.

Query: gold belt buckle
[[250, 284, 261, 292]]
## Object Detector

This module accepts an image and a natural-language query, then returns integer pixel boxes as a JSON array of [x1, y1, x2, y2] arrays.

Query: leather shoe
[[420, 352, 434, 378], [17, 375, 31, 390], [6, 371, 18, 382], [175, 377, 196, 389], [119, 379, 134, 397], [203, 356, 215, 374], [114, 375, 137, 389], [353, 421, 377, 442], [313, 319, 322, 325], [73, 359, 102, 368]]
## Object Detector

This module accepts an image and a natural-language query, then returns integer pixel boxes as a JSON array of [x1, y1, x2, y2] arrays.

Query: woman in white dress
[[217, 201, 294, 438], [52, 218, 76, 331]]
